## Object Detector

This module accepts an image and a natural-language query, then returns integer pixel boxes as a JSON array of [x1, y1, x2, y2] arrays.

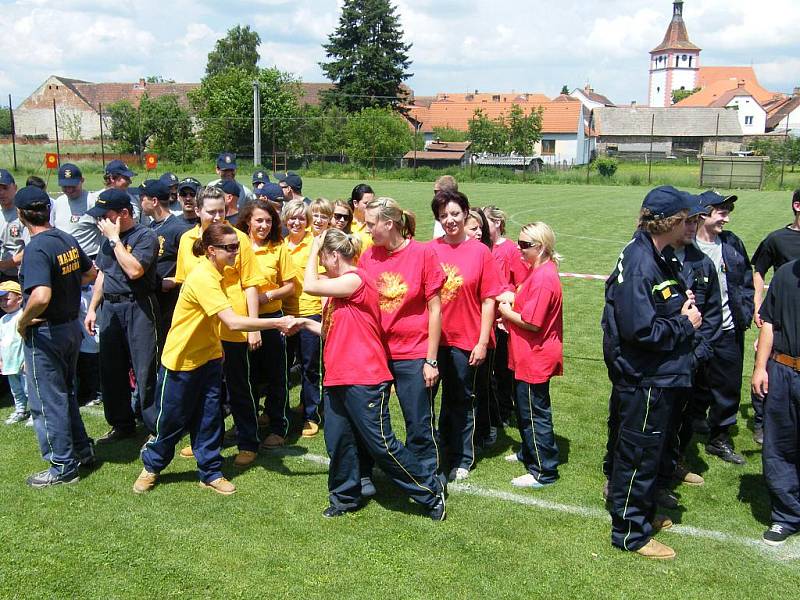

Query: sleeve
[[174, 235, 192, 283], [130, 230, 159, 271], [20, 245, 53, 292], [190, 278, 232, 317], [236, 235, 267, 289], [78, 245, 92, 273], [519, 284, 556, 329], [759, 274, 777, 325], [736, 237, 755, 325], [751, 237, 774, 277], [423, 245, 446, 300], [478, 245, 505, 300], [613, 264, 695, 350], [693, 263, 722, 364], [278, 244, 297, 285]]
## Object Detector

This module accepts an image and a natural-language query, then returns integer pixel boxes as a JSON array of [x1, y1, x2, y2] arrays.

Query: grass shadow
[[738, 473, 772, 526], [252, 445, 329, 478]]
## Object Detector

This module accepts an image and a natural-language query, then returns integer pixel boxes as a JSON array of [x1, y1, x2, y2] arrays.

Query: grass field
[[1, 179, 799, 599]]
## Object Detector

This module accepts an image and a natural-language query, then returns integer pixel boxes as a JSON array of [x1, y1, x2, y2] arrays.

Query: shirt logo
[[440, 263, 463, 305], [158, 235, 165, 257], [70, 215, 80, 223], [9, 225, 20, 238], [64, 169, 72, 178], [376, 271, 408, 313], [225, 156, 232, 164]]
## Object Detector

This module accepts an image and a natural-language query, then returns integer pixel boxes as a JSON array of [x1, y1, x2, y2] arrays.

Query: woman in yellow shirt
[[349, 183, 374, 236], [237, 199, 297, 448], [135, 223, 293, 495]]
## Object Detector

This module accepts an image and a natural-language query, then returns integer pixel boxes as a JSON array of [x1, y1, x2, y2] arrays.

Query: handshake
[[273, 315, 320, 337]]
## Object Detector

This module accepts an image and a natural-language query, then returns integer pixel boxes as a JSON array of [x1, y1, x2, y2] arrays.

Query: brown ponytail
[[192, 222, 237, 257]]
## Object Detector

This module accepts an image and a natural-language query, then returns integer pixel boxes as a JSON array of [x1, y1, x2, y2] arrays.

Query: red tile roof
[[674, 71, 780, 107]]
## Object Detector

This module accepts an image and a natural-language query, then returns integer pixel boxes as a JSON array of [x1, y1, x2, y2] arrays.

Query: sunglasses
[[213, 242, 240, 252], [518, 240, 539, 250], [332, 212, 352, 221], [179, 190, 197, 197]]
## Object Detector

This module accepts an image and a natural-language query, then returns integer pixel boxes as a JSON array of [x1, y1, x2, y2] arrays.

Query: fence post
[[252, 81, 261, 167], [780, 114, 790, 188], [8, 95, 17, 172], [99, 103, 106, 166], [52, 99, 61, 167], [647, 113, 655, 184]]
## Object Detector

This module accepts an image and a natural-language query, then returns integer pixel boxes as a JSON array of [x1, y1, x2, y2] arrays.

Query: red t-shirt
[[322, 269, 392, 386], [358, 240, 446, 360], [492, 238, 530, 290], [507, 260, 564, 384], [429, 238, 505, 352]]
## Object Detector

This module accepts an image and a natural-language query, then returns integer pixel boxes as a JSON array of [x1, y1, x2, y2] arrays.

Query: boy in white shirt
[[0, 281, 29, 424]]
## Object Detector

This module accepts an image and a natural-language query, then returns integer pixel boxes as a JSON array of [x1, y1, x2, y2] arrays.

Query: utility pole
[[8, 95, 17, 171], [253, 81, 262, 166]]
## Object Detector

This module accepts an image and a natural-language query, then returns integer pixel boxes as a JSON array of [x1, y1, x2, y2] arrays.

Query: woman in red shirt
[[359, 197, 446, 487], [429, 190, 504, 482], [294, 229, 446, 520], [498, 221, 563, 488]]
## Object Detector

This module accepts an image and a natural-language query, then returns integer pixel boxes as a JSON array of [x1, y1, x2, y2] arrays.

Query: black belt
[[104, 293, 136, 303], [33, 315, 76, 326]]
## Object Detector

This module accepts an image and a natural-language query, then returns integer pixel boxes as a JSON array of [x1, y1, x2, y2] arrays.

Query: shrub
[[594, 157, 619, 178]]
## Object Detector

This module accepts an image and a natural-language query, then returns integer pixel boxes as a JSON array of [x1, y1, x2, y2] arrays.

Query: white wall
[[726, 96, 766, 134]]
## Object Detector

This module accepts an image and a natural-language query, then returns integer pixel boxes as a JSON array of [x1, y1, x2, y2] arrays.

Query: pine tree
[[320, 0, 412, 112]]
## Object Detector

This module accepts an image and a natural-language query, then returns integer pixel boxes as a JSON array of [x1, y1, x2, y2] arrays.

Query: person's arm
[[85, 271, 104, 336], [497, 301, 540, 332], [289, 316, 323, 337], [17, 286, 51, 336], [259, 281, 295, 305], [245, 285, 262, 350], [752, 270, 766, 328], [97, 218, 146, 280], [751, 321, 773, 398], [423, 294, 442, 387], [216, 308, 294, 333], [303, 236, 361, 298], [469, 297, 495, 366]]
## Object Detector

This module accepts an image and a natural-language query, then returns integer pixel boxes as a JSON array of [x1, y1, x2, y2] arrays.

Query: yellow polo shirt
[[252, 241, 297, 314], [161, 258, 230, 371], [175, 224, 266, 342], [282, 232, 323, 317], [351, 221, 373, 252]]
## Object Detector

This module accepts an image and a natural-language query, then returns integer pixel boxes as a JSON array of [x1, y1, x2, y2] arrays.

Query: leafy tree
[[561, 85, 570, 95], [0, 107, 13, 135], [320, 0, 412, 112], [672, 87, 700, 104], [190, 67, 301, 157], [751, 136, 800, 172], [290, 104, 348, 156], [467, 109, 508, 154], [507, 104, 543, 154], [431, 127, 469, 143], [593, 156, 619, 177], [206, 25, 261, 77], [57, 108, 84, 141], [344, 107, 412, 164], [146, 75, 176, 84]]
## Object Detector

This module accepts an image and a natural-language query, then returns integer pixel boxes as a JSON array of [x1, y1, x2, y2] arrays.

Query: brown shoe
[[200, 476, 236, 495], [651, 515, 674, 533], [673, 461, 704, 486], [635, 539, 676, 560], [261, 433, 285, 449], [301, 421, 319, 438], [133, 469, 157, 494], [234, 450, 257, 467], [179, 446, 194, 459]]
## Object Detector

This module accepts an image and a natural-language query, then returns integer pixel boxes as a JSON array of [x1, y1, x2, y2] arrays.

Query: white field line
[[285, 451, 800, 562]]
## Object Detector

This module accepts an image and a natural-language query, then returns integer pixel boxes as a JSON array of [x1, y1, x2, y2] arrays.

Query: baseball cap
[[641, 186, 690, 220], [220, 180, 240, 196], [105, 159, 137, 179], [252, 170, 269, 184], [255, 183, 284, 202], [699, 190, 738, 207], [0, 169, 15, 186], [216, 152, 237, 170], [14, 185, 51, 209], [139, 179, 171, 202], [87, 189, 134, 217], [58, 163, 83, 186], [178, 178, 201, 194], [682, 192, 711, 218], [0, 280, 21, 296], [275, 171, 302, 192], [159, 172, 180, 187]]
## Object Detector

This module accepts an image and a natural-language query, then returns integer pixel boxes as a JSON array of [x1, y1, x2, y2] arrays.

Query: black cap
[[699, 190, 738, 207], [252, 170, 269, 184], [255, 183, 284, 202], [641, 186, 690, 220], [220, 180, 240, 196], [14, 185, 51, 209], [139, 179, 171, 202], [87, 189, 133, 217], [275, 171, 302, 191], [178, 178, 201, 193], [0, 169, 15, 186], [216, 152, 237, 170], [159, 172, 179, 187], [58, 163, 82, 186], [105, 159, 137, 178]]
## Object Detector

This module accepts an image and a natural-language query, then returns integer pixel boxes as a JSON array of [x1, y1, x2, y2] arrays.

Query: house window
[[689, 56, 693, 67], [541, 140, 556, 155], [744, 116, 754, 125], [492, 95, 500, 102]]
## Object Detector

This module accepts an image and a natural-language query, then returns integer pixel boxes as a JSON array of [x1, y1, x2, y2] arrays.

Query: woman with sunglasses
[[333, 199, 372, 251], [498, 222, 563, 489], [358, 196, 445, 488], [293, 229, 446, 520], [281, 199, 324, 437], [173, 187, 267, 468], [135, 223, 294, 495], [429, 190, 504, 482], [237, 199, 297, 449]]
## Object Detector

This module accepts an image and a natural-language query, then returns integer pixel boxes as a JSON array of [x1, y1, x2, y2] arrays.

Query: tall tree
[[344, 107, 412, 164], [507, 104, 543, 155], [561, 85, 570, 95], [0, 107, 13, 136], [206, 25, 261, 77], [320, 0, 412, 112]]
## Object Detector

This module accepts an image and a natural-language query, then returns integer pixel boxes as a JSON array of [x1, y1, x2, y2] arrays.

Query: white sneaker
[[511, 473, 545, 489], [504, 453, 521, 463], [449, 467, 470, 482], [25, 415, 34, 427], [5, 410, 28, 425]]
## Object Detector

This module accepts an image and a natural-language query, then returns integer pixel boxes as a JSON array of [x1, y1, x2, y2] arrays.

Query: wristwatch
[[425, 359, 438, 368], [108, 239, 118, 249]]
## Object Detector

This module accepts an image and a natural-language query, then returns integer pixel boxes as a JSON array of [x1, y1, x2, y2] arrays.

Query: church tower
[[648, 1, 701, 107]]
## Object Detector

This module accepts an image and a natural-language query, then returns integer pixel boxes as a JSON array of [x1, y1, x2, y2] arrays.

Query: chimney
[[585, 84, 593, 93], [794, 86, 800, 97], [737, 80, 745, 89], [631, 100, 637, 108]]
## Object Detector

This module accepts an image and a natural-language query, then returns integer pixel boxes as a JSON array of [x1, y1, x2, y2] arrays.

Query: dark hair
[[192, 222, 237, 257], [237, 199, 282, 244], [431, 189, 470, 220], [349, 183, 374, 210], [26, 175, 46, 190], [19, 206, 50, 226], [793, 189, 800, 215]]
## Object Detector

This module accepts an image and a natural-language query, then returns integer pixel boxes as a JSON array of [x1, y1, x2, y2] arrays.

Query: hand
[[685, 289, 695, 303], [276, 315, 297, 335], [496, 291, 515, 305], [497, 301, 513, 319], [248, 331, 262, 351], [753, 337, 759, 353], [469, 342, 487, 366], [754, 311, 763, 329], [681, 298, 702, 329], [752, 366, 768, 398], [16, 319, 27, 338], [422, 362, 439, 388], [97, 217, 121, 241], [161, 278, 177, 292], [85, 309, 97, 336]]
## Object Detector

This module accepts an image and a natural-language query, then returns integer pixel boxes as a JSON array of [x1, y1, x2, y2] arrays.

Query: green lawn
[[1, 180, 798, 599]]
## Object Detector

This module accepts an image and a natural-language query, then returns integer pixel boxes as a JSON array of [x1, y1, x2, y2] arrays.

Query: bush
[[594, 157, 619, 178]]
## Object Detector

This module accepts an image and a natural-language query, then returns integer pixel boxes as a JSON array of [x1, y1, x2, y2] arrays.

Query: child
[[77, 284, 101, 406], [0, 281, 29, 425]]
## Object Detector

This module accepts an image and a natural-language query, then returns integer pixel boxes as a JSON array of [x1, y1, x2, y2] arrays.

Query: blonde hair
[[281, 199, 310, 223], [310, 197, 334, 219], [365, 196, 416, 239], [637, 209, 688, 235], [320, 228, 361, 261], [482, 205, 507, 235], [519, 221, 562, 266]]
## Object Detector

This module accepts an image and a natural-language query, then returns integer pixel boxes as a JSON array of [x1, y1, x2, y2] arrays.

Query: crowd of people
[[0, 154, 798, 559]]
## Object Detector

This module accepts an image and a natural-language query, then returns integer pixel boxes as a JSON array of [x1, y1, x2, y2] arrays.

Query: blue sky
[[1, 0, 798, 106]]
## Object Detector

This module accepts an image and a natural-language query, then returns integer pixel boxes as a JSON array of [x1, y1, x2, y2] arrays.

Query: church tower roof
[[650, 1, 701, 53]]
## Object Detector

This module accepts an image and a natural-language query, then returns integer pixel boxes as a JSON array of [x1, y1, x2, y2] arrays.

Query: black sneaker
[[360, 477, 377, 498], [753, 426, 764, 445], [706, 440, 746, 465], [96, 427, 137, 444], [77, 442, 97, 469], [691, 417, 710, 435], [26, 469, 79, 488], [763, 523, 793, 546], [429, 495, 446, 521], [323, 505, 353, 518], [655, 488, 680, 509]]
